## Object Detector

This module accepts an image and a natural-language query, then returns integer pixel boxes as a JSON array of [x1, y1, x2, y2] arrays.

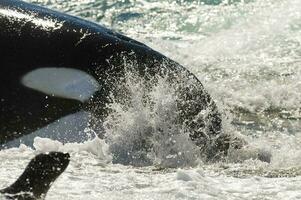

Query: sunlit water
[[1, 0, 301, 199]]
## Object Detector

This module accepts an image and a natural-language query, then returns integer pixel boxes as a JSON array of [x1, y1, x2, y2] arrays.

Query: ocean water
[[1, 0, 301, 199]]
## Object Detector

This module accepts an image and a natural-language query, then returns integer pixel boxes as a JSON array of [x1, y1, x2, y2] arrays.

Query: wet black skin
[[0, 152, 70, 200], [0, 0, 225, 160]]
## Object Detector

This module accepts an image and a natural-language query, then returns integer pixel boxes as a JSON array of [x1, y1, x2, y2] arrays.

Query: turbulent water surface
[[1, 0, 301, 199]]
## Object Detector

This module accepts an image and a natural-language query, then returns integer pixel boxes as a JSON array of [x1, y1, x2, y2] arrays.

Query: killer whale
[[0, 0, 228, 160], [0, 152, 70, 199]]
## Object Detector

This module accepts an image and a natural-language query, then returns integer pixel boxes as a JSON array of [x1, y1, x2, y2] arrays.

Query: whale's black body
[[0, 0, 225, 160], [0, 152, 70, 199]]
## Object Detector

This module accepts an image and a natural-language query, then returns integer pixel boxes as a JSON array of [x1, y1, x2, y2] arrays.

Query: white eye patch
[[21, 67, 100, 102]]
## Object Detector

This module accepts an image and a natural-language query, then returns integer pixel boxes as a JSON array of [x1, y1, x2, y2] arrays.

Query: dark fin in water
[[0, 152, 70, 200]]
